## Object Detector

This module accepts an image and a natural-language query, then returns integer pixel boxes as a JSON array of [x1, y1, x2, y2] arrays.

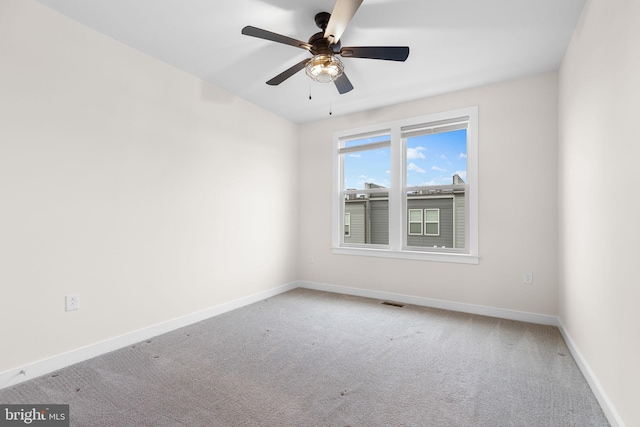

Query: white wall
[[559, 0, 640, 425], [298, 73, 559, 316], [0, 0, 298, 374]]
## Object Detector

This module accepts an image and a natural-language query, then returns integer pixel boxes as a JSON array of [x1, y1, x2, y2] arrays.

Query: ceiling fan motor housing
[[309, 13, 342, 55], [308, 31, 338, 55]]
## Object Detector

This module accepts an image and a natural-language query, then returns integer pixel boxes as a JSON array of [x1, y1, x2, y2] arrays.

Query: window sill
[[331, 246, 480, 264]]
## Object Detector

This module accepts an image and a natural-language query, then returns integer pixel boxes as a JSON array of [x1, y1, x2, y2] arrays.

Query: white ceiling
[[34, 0, 585, 124]]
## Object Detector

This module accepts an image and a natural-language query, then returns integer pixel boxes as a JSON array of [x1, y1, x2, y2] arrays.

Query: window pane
[[343, 146, 390, 191], [425, 209, 439, 222], [406, 129, 467, 188], [409, 223, 422, 234], [405, 127, 467, 250], [426, 223, 439, 235], [409, 209, 422, 222]]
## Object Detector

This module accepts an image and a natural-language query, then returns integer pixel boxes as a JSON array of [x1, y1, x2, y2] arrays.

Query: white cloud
[[407, 147, 426, 160], [432, 166, 447, 172], [407, 163, 426, 173], [349, 153, 361, 158], [440, 154, 448, 160], [459, 153, 467, 159]]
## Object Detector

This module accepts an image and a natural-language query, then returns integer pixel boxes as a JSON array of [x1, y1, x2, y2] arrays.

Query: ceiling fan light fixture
[[305, 54, 344, 83]]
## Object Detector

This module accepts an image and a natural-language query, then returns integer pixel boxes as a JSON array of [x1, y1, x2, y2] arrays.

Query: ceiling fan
[[241, 0, 409, 94]]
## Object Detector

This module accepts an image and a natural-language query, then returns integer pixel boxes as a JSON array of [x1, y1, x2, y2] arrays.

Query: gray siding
[[406, 198, 454, 248], [344, 202, 365, 244], [369, 200, 389, 245], [454, 193, 465, 249]]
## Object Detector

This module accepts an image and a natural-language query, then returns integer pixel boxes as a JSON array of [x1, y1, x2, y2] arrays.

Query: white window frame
[[424, 209, 440, 236], [408, 209, 423, 235], [332, 106, 479, 264]]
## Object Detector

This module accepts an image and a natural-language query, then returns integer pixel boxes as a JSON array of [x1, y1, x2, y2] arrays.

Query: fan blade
[[340, 46, 410, 61], [266, 59, 310, 86], [324, 0, 363, 44], [242, 26, 312, 51], [334, 72, 354, 94]]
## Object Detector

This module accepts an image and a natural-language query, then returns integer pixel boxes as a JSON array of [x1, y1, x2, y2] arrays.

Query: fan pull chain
[[308, 82, 312, 100], [328, 83, 332, 116]]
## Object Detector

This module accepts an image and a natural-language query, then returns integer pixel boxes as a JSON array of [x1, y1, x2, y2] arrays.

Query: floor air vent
[[381, 301, 405, 308]]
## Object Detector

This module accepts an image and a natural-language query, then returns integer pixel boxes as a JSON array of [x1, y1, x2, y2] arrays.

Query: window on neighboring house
[[425, 209, 440, 236], [408, 209, 423, 235], [344, 213, 351, 237], [333, 106, 478, 264]]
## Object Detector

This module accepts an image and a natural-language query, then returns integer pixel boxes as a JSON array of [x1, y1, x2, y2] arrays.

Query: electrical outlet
[[66, 294, 80, 311], [523, 273, 533, 284]]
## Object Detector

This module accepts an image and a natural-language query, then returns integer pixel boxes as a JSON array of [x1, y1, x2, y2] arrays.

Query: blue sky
[[344, 130, 467, 190]]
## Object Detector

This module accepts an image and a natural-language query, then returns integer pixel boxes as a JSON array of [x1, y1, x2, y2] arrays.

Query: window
[[332, 106, 478, 264], [425, 209, 440, 236], [344, 213, 351, 237], [408, 209, 423, 235]]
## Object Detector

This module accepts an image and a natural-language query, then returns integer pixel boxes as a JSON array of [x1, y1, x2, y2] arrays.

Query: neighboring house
[[345, 175, 466, 249]]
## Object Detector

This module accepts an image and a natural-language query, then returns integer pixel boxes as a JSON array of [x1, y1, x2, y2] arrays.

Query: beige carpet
[[0, 288, 609, 426]]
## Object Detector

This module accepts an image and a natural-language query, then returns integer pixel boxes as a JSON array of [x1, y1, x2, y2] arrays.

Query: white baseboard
[[0, 282, 298, 390], [297, 281, 559, 326], [557, 319, 625, 427]]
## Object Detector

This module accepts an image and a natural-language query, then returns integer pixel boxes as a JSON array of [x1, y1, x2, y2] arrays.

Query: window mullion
[[388, 127, 403, 251]]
